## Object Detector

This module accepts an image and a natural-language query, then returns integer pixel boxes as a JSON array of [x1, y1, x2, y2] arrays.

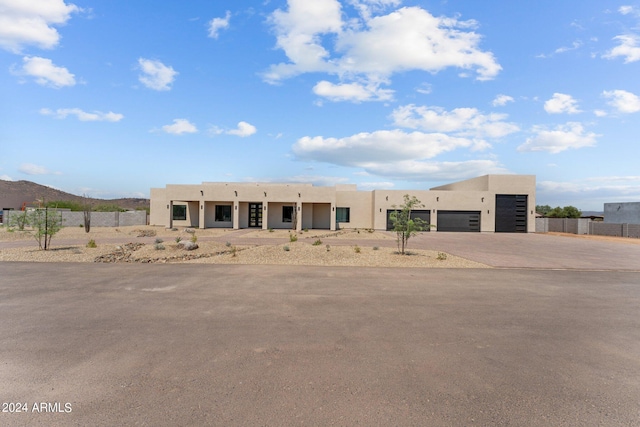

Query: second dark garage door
[[437, 211, 481, 232]]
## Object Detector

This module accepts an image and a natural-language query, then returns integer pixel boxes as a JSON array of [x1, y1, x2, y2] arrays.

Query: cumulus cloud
[[604, 35, 640, 63], [0, 0, 80, 52], [161, 119, 197, 135], [492, 94, 514, 107], [537, 176, 640, 209], [208, 11, 231, 39], [544, 93, 582, 114], [518, 122, 598, 154], [138, 58, 178, 91], [227, 121, 257, 137], [249, 175, 350, 187], [312, 80, 394, 102], [264, 1, 501, 101], [18, 163, 61, 176], [391, 104, 519, 139], [602, 89, 640, 113], [18, 56, 75, 88], [362, 159, 509, 181], [0, 174, 14, 181], [40, 108, 123, 122]]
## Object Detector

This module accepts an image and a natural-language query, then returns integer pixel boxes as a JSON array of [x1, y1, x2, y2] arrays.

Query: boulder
[[178, 241, 199, 251]]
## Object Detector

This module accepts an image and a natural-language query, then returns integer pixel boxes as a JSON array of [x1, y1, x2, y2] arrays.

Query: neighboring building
[[604, 202, 640, 224], [150, 174, 536, 233]]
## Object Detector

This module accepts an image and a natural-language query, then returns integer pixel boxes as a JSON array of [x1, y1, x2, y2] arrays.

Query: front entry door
[[249, 203, 263, 228]]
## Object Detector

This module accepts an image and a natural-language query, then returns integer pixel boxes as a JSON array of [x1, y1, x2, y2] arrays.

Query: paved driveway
[[1, 262, 639, 426]]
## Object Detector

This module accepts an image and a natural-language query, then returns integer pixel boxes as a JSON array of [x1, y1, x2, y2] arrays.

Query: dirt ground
[[0, 225, 487, 268]]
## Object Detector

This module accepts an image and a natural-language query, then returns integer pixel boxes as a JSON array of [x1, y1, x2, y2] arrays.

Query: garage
[[386, 210, 431, 231], [437, 211, 481, 232], [495, 195, 528, 233]]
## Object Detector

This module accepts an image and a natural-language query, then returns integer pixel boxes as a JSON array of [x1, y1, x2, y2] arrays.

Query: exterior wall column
[[233, 201, 239, 230], [199, 200, 205, 229], [296, 201, 302, 232], [330, 203, 336, 231], [262, 202, 269, 230], [168, 200, 173, 229]]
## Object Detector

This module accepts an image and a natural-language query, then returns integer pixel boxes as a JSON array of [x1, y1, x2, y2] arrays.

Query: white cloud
[[264, 2, 501, 98], [602, 89, 640, 113], [358, 181, 395, 189], [554, 40, 582, 54], [415, 83, 432, 95], [594, 109, 608, 117], [18, 163, 61, 176], [544, 93, 582, 114], [0, 0, 80, 52], [604, 35, 640, 63], [227, 121, 257, 137], [208, 11, 231, 39], [19, 56, 75, 88], [518, 122, 598, 154], [246, 175, 350, 187], [161, 119, 197, 135], [40, 108, 123, 122], [537, 176, 640, 210], [363, 159, 509, 181], [391, 104, 519, 139], [492, 94, 514, 107], [0, 174, 13, 181], [313, 80, 394, 102], [293, 129, 481, 166], [138, 58, 178, 91], [618, 5, 639, 16]]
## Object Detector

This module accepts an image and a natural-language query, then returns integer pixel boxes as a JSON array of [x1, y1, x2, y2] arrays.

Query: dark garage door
[[437, 211, 480, 232], [495, 195, 528, 233], [386, 210, 431, 231]]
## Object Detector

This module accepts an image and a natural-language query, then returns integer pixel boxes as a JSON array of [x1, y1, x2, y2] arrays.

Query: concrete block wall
[[536, 217, 640, 239], [3, 210, 147, 227]]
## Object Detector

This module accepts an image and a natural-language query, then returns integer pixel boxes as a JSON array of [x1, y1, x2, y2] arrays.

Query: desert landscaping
[[0, 225, 489, 268]]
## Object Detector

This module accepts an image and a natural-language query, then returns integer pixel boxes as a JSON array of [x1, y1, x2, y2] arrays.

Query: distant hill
[[0, 180, 149, 211]]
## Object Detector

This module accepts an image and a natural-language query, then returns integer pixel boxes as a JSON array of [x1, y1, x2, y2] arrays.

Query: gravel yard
[[0, 225, 488, 268]]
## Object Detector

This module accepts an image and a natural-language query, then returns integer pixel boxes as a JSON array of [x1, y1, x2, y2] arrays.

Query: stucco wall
[[604, 202, 640, 224]]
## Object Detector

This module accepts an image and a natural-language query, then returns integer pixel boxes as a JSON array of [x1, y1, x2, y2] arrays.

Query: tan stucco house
[[150, 174, 536, 233]]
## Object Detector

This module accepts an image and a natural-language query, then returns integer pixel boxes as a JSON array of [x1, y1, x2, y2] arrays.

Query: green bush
[[354, 245, 361, 253], [283, 245, 290, 251], [313, 239, 322, 246], [86, 239, 97, 248], [373, 246, 379, 251], [154, 243, 165, 250], [289, 234, 298, 242]]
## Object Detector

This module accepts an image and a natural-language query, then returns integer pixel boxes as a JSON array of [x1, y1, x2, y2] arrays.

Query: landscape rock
[[178, 241, 199, 251], [184, 228, 196, 234]]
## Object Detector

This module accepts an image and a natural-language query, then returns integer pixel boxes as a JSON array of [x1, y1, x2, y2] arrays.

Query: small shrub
[[289, 234, 298, 242], [86, 239, 97, 248], [154, 243, 165, 250], [313, 239, 322, 246], [175, 236, 182, 243], [437, 252, 448, 261], [190, 234, 198, 243], [268, 228, 274, 233], [326, 244, 330, 252], [79, 224, 83, 228], [225, 241, 231, 247], [155, 238, 164, 244], [303, 228, 308, 232], [373, 246, 379, 251], [231, 246, 237, 257], [354, 245, 361, 253], [367, 228, 374, 233], [283, 245, 290, 252]]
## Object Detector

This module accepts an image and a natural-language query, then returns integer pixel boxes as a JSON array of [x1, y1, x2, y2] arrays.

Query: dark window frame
[[172, 205, 187, 221], [215, 205, 232, 222], [336, 207, 350, 223], [282, 205, 294, 223]]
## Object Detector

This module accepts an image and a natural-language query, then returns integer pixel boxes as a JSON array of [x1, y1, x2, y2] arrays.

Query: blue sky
[[1, 0, 639, 210]]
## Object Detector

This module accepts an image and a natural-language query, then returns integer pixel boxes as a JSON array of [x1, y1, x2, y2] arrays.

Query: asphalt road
[[1, 262, 639, 426]]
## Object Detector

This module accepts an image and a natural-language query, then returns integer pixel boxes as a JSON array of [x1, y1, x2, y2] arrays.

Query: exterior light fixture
[[437, 197, 439, 202], [297, 206, 301, 211], [264, 191, 267, 197], [201, 205, 203, 210], [386, 196, 388, 201], [379, 208, 382, 212], [481, 197, 484, 202], [167, 205, 169, 209], [234, 191, 237, 197], [298, 193, 301, 198], [200, 190, 204, 196]]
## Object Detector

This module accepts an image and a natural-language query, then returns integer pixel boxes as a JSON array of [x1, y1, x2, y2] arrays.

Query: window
[[282, 206, 294, 223], [172, 205, 187, 220], [336, 207, 350, 223], [215, 205, 232, 222]]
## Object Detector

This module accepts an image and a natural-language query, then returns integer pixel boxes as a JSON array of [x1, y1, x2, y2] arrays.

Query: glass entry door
[[249, 203, 263, 228]]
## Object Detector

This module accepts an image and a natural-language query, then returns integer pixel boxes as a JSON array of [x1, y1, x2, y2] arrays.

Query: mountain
[[0, 180, 149, 211]]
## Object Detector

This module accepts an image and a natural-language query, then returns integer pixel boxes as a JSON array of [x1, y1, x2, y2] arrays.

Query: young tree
[[389, 194, 430, 255], [28, 207, 64, 250], [7, 210, 29, 231]]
